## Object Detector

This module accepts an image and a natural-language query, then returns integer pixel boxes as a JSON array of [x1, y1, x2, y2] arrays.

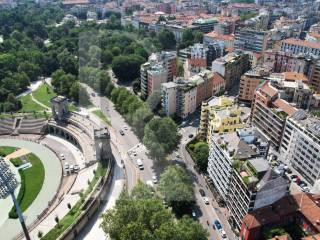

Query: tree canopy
[[158, 166, 195, 216], [100, 182, 208, 240], [143, 117, 181, 160], [157, 29, 176, 50]]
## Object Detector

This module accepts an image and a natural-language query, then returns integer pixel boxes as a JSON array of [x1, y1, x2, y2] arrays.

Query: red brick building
[[240, 193, 320, 240]]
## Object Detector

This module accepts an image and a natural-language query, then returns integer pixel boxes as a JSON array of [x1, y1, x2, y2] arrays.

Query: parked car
[[74, 164, 80, 172], [302, 186, 310, 192], [69, 164, 74, 173], [123, 126, 128, 130], [220, 229, 227, 239], [191, 210, 196, 218], [91, 93, 96, 97], [136, 159, 144, 170], [64, 162, 69, 170], [188, 134, 194, 138], [285, 168, 292, 174], [214, 220, 222, 230], [152, 175, 158, 184], [199, 188, 206, 197], [119, 130, 125, 135], [203, 197, 209, 204]]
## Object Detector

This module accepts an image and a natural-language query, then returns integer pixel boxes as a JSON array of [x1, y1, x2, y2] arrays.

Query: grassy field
[[32, 83, 56, 107], [20, 94, 46, 112], [92, 110, 111, 125], [9, 153, 45, 218], [0, 146, 17, 157], [10, 157, 24, 167]]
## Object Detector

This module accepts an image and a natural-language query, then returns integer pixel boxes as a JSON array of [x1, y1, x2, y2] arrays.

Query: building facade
[[281, 38, 320, 56], [280, 111, 320, 186], [212, 51, 250, 90], [234, 28, 269, 53]]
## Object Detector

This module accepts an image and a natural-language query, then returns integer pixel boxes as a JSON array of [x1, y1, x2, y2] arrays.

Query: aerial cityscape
[[0, 0, 320, 239]]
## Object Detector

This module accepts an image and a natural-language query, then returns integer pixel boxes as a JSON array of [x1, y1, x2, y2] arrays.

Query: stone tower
[[94, 128, 112, 164], [51, 96, 69, 121]]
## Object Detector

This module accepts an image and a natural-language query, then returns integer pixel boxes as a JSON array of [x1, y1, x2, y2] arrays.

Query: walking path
[[30, 93, 51, 111], [4, 148, 31, 160]]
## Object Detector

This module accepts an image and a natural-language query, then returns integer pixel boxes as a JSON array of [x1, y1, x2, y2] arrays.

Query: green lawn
[[0, 146, 17, 157], [92, 110, 111, 125], [32, 83, 56, 107], [20, 94, 46, 112], [10, 157, 24, 167], [9, 153, 45, 218]]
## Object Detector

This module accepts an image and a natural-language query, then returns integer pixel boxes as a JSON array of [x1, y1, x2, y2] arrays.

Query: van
[[137, 159, 144, 170]]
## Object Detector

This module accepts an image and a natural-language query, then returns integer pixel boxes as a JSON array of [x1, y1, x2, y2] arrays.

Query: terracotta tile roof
[[282, 38, 320, 49], [242, 193, 320, 232], [283, 72, 308, 82], [205, 31, 235, 41], [308, 32, 320, 40], [273, 99, 297, 116], [302, 234, 320, 240], [260, 82, 278, 98]]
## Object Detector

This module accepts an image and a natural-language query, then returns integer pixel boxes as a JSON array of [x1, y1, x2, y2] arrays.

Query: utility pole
[[0, 159, 31, 240]]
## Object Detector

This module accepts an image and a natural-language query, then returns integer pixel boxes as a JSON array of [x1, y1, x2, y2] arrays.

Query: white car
[[132, 150, 137, 156], [302, 186, 310, 192], [69, 164, 74, 173], [152, 175, 158, 184], [74, 164, 80, 172], [64, 162, 69, 170], [123, 126, 128, 130], [220, 230, 227, 239], [203, 197, 209, 205]]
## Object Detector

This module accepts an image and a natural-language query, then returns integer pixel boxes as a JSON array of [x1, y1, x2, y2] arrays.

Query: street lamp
[[0, 158, 31, 240]]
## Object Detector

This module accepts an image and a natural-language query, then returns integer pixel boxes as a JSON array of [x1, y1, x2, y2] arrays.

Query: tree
[[143, 117, 181, 160], [158, 165, 195, 217], [158, 29, 176, 50], [146, 90, 162, 113], [69, 82, 90, 106], [193, 142, 209, 172], [100, 182, 208, 240], [111, 54, 145, 82]]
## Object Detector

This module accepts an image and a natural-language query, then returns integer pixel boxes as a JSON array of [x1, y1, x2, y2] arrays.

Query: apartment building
[[281, 38, 320, 56], [239, 66, 271, 103], [307, 59, 320, 93], [199, 96, 244, 142], [212, 51, 250, 90], [264, 49, 311, 74], [147, 64, 168, 97], [251, 81, 298, 149], [228, 157, 289, 230], [161, 71, 225, 118], [280, 110, 320, 186], [234, 28, 269, 53], [185, 43, 208, 78], [192, 18, 218, 33], [204, 31, 235, 52], [240, 193, 320, 240], [207, 127, 285, 225], [140, 51, 177, 98]]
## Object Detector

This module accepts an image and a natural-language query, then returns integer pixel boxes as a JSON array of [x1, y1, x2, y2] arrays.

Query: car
[[175, 152, 180, 158], [203, 197, 209, 204], [220, 230, 227, 239], [214, 220, 222, 230], [302, 186, 310, 192], [136, 159, 144, 170], [191, 210, 196, 218], [123, 126, 128, 130], [132, 150, 137, 156], [188, 134, 194, 138], [69, 164, 74, 173], [119, 130, 125, 135], [152, 175, 158, 184], [286, 168, 292, 174], [290, 174, 298, 179], [91, 93, 96, 97], [64, 162, 69, 170], [199, 188, 206, 197], [74, 164, 80, 172], [299, 182, 307, 188]]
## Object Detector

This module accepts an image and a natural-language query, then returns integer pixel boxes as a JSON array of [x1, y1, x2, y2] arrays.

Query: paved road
[[84, 85, 237, 240]]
